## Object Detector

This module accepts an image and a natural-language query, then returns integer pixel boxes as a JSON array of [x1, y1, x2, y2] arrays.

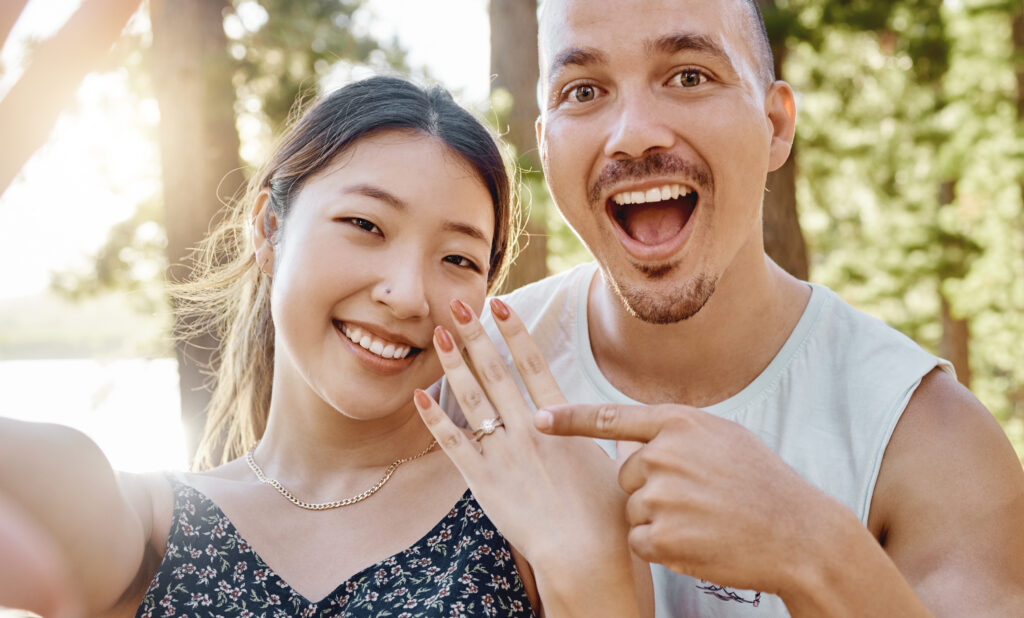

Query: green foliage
[[228, 0, 409, 134], [789, 0, 1024, 423]]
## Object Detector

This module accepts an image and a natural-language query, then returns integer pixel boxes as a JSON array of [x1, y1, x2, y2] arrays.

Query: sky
[[0, 0, 491, 299]]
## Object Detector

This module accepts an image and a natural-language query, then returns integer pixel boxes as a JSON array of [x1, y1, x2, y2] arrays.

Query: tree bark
[[936, 180, 971, 387], [0, 0, 141, 197], [490, 0, 547, 291], [939, 292, 971, 388], [150, 0, 244, 459], [0, 0, 29, 51], [759, 12, 809, 281], [1013, 5, 1024, 219]]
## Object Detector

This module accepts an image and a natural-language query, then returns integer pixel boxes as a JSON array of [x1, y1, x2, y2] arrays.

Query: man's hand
[[534, 402, 860, 597]]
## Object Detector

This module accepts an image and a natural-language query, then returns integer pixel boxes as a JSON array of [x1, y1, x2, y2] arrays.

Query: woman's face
[[259, 130, 496, 421]]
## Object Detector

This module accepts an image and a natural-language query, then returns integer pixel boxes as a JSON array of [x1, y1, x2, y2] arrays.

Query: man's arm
[[534, 369, 1024, 616], [870, 368, 1024, 616]]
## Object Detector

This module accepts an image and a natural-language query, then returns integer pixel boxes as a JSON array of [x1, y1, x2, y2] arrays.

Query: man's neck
[[587, 251, 810, 407]]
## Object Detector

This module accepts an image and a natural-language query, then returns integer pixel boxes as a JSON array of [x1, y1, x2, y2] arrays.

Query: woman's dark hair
[[177, 75, 518, 469]]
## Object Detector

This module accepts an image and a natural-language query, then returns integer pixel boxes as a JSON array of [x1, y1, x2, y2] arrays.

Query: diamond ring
[[472, 417, 504, 441]]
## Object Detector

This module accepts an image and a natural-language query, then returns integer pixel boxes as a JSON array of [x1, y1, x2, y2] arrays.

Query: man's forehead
[[539, 0, 755, 75]]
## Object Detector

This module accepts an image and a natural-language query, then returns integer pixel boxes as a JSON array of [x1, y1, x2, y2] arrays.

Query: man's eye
[[673, 70, 707, 88], [569, 84, 597, 103]]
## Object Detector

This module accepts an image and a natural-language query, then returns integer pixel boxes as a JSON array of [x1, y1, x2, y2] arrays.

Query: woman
[[0, 75, 648, 617]]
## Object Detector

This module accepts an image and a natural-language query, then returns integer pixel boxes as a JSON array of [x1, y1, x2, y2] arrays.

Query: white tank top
[[440, 261, 952, 617]]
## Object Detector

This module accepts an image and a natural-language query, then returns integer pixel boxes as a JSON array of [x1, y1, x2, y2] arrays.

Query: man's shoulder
[[496, 261, 597, 321], [807, 282, 951, 375]]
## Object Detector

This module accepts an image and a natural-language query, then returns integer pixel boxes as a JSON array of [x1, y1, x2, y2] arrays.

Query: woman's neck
[[251, 392, 437, 501]]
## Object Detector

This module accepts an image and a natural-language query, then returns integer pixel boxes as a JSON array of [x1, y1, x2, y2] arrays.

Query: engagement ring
[[472, 417, 504, 441]]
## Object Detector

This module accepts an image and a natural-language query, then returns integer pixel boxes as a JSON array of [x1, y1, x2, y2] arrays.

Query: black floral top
[[135, 480, 536, 618]]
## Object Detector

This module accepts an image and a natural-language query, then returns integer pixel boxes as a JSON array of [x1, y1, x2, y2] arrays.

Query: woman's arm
[[0, 418, 149, 614]]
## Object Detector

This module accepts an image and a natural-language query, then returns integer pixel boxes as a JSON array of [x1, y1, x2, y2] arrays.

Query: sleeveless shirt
[[439, 261, 953, 617], [135, 480, 536, 618]]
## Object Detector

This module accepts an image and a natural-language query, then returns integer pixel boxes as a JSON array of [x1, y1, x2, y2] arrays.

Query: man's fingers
[[535, 403, 676, 442], [490, 298, 568, 410]]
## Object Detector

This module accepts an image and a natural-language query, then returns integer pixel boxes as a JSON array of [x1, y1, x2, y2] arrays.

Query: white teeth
[[611, 184, 694, 206], [340, 324, 413, 360]]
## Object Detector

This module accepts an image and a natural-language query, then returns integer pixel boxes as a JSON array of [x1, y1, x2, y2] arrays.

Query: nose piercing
[[384, 286, 391, 294]]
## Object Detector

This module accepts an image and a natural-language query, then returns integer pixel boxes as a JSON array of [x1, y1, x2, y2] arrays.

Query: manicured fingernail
[[413, 389, 433, 410], [490, 297, 511, 321], [450, 298, 473, 324], [534, 409, 553, 430], [434, 325, 455, 352]]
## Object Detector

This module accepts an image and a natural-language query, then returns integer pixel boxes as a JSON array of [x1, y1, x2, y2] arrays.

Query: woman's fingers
[[432, 324, 502, 433], [489, 298, 568, 411], [413, 389, 483, 471], [448, 299, 531, 430]]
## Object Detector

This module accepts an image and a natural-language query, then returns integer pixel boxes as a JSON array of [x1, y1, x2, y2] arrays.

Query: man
[[441, 0, 1024, 615]]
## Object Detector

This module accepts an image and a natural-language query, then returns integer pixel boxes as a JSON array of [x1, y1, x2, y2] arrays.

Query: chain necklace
[[245, 439, 437, 511]]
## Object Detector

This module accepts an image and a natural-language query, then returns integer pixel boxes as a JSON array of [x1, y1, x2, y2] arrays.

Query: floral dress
[[135, 480, 536, 617]]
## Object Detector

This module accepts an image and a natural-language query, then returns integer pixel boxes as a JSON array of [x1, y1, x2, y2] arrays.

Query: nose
[[371, 258, 430, 320], [603, 89, 676, 159]]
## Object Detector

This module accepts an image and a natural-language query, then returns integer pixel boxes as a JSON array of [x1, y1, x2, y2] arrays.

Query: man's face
[[537, 0, 794, 323]]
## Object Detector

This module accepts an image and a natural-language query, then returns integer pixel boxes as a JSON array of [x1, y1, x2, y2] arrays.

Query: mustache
[[588, 153, 713, 205]]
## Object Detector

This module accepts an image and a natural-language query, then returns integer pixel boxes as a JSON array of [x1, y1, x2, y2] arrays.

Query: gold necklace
[[245, 439, 437, 511]]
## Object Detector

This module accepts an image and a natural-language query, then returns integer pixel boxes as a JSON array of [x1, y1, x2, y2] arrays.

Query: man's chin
[[612, 272, 718, 325]]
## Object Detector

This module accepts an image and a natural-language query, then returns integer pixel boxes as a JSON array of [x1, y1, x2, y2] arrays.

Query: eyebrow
[[547, 32, 735, 81], [344, 183, 490, 245], [344, 183, 406, 210], [548, 46, 609, 77], [647, 33, 735, 68]]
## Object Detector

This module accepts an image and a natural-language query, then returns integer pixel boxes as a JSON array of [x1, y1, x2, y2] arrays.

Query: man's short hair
[[743, 0, 776, 87], [538, 0, 777, 88]]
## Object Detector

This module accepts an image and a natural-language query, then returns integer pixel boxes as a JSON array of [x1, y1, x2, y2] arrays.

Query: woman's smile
[[334, 319, 425, 377]]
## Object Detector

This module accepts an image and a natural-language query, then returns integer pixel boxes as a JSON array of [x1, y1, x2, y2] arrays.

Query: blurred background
[[0, 0, 1022, 478]]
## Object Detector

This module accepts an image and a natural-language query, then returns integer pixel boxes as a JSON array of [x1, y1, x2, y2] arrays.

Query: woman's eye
[[444, 255, 481, 272], [672, 69, 707, 88], [343, 217, 381, 235], [568, 84, 598, 103]]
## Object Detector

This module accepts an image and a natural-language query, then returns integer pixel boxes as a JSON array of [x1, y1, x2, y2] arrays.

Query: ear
[[251, 189, 278, 276], [765, 80, 797, 173]]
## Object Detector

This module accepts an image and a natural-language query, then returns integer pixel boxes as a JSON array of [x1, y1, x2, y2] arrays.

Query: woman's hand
[[414, 298, 651, 618]]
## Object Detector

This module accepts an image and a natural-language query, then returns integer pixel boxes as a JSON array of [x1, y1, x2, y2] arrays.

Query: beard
[[607, 263, 718, 324]]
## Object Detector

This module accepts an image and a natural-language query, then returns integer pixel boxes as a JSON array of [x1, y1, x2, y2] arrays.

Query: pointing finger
[[535, 403, 681, 442]]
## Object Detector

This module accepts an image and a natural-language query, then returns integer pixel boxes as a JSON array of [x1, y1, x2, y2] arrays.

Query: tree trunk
[[939, 292, 971, 388], [150, 0, 244, 459], [0, 0, 141, 197], [936, 180, 970, 387], [1013, 5, 1024, 220], [0, 0, 29, 51], [490, 0, 547, 291], [760, 14, 809, 280]]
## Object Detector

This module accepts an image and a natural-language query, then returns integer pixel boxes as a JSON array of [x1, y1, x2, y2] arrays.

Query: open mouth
[[607, 183, 698, 247], [334, 320, 422, 360]]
